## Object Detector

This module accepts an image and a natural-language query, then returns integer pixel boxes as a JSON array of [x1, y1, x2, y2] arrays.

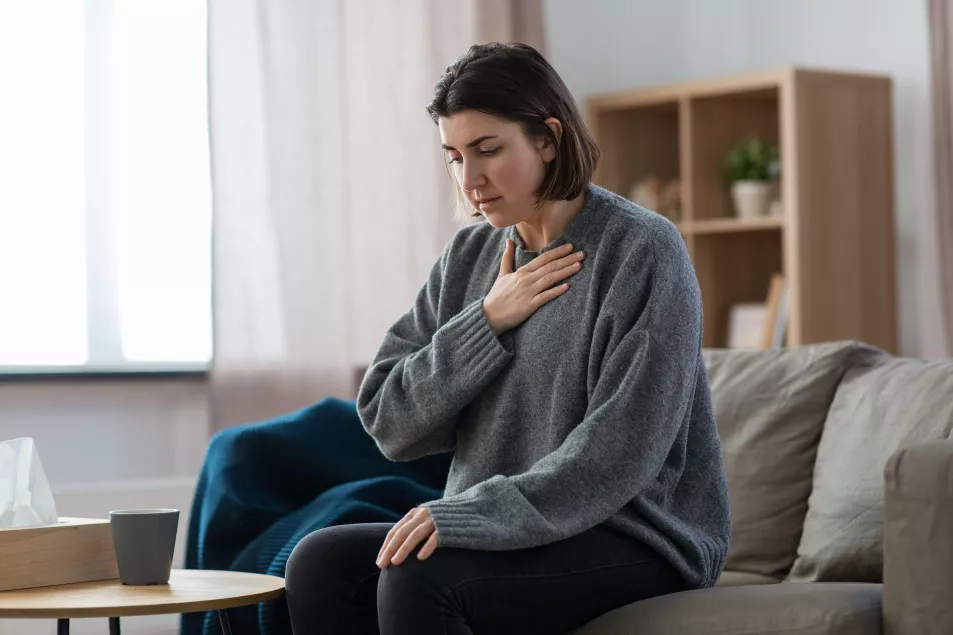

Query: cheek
[[488, 154, 544, 197]]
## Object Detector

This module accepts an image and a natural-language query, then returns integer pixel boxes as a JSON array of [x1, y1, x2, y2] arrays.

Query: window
[[0, 0, 212, 373]]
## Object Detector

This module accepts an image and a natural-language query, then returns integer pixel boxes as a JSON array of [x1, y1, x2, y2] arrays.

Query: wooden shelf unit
[[587, 67, 897, 352]]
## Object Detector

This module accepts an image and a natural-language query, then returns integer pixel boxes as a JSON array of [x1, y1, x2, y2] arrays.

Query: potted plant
[[724, 136, 780, 219]]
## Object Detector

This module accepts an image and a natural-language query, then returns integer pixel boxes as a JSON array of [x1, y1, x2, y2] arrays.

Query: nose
[[459, 158, 486, 193]]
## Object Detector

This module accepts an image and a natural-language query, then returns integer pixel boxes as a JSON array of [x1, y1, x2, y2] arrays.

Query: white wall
[[0, 378, 208, 486], [544, 0, 943, 358]]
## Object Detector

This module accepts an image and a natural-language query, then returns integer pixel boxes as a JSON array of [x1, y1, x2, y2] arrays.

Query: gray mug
[[109, 509, 179, 585]]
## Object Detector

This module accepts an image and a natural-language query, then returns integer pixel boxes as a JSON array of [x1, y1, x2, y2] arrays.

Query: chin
[[481, 212, 510, 229]]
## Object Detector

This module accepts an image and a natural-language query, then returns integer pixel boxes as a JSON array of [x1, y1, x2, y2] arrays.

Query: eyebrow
[[441, 135, 499, 151]]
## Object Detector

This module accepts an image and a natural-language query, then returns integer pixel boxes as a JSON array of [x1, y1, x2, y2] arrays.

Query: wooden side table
[[0, 569, 285, 634]]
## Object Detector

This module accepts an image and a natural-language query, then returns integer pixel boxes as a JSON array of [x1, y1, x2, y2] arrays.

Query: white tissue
[[0, 437, 59, 528]]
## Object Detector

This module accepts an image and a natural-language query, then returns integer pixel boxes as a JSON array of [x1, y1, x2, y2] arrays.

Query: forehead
[[438, 110, 517, 145]]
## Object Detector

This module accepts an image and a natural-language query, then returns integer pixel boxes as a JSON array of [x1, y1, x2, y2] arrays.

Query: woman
[[286, 42, 731, 634]]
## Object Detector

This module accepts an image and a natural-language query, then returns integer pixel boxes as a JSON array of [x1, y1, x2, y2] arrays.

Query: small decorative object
[[724, 136, 780, 219], [628, 176, 660, 211], [727, 303, 768, 349], [628, 175, 682, 222]]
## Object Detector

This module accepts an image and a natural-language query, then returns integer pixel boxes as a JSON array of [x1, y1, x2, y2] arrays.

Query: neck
[[515, 193, 586, 252]]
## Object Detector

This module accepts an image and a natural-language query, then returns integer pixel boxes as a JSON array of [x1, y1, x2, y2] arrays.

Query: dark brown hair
[[427, 42, 600, 218]]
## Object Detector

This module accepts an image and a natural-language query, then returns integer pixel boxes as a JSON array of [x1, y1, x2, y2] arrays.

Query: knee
[[286, 527, 351, 595], [378, 548, 458, 599]]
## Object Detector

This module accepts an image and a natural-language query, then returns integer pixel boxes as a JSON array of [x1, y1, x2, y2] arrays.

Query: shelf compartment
[[694, 231, 783, 349], [590, 101, 680, 200], [688, 88, 780, 222]]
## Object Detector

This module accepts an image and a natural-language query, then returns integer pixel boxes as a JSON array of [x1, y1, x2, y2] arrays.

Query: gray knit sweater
[[357, 183, 731, 588]]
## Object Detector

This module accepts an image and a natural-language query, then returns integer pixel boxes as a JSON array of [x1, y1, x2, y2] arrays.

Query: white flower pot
[[730, 180, 773, 219]]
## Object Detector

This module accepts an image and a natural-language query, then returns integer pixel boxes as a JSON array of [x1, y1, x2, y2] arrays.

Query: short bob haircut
[[427, 42, 600, 220]]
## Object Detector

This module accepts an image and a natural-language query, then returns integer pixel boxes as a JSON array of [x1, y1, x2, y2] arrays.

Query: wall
[[544, 0, 942, 357], [0, 378, 208, 486]]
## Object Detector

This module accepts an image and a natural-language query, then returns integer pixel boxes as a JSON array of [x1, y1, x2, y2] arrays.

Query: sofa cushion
[[570, 583, 882, 635], [788, 356, 953, 582], [703, 341, 884, 579]]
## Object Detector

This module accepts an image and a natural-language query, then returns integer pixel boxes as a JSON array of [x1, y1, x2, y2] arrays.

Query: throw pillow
[[787, 355, 953, 582], [704, 340, 884, 579]]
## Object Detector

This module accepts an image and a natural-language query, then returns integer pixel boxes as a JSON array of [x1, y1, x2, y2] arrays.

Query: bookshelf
[[587, 67, 897, 352]]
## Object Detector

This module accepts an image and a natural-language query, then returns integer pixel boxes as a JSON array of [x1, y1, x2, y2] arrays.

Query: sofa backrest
[[787, 353, 953, 582], [703, 340, 885, 580]]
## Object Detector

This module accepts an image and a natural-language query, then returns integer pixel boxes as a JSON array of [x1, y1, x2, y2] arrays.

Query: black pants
[[285, 521, 687, 634]]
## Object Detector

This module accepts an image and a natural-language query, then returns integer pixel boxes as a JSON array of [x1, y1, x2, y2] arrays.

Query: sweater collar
[[505, 182, 602, 258]]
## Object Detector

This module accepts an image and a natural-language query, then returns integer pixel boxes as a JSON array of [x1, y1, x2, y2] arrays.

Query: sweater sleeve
[[422, 222, 703, 550], [357, 241, 515, 462]]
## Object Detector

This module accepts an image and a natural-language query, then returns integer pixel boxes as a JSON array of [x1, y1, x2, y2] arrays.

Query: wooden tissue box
[[0, 517, 119, 591]]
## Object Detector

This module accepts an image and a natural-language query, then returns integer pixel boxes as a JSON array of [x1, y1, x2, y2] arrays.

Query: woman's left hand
[[377, 506, 439, 569]]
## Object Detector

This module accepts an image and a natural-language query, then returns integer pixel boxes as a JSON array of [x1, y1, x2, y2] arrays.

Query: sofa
[[570, 340, 953, 635]]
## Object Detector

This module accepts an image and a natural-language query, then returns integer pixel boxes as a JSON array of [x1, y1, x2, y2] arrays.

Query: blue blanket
[[180, 397, 453, 635]]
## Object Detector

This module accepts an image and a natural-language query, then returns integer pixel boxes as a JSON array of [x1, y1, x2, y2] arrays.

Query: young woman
[[285, 42, 731, 634]]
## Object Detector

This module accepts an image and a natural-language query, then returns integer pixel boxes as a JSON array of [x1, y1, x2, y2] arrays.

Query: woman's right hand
[[482, 239, 585, 336]]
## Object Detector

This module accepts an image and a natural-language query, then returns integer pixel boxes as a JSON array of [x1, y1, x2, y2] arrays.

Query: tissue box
[[0, 517, 119, 591]]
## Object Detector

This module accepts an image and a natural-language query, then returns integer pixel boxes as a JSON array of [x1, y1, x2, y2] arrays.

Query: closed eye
[[446, 148, 499, 164]]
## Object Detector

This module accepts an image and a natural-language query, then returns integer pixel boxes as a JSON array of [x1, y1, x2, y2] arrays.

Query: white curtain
[[928, 0, 953, 357], [207, 0, 545, 432]]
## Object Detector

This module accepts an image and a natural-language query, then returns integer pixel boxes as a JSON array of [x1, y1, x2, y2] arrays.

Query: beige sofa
[[573, 340, 953, 635]]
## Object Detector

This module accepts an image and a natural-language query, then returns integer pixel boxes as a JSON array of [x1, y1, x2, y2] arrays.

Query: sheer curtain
[[207, 0, 545, 432], [928, 0, 953, 357]]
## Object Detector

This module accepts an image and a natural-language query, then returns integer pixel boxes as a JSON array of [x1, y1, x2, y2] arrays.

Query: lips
[[476, 196, 501, 208]]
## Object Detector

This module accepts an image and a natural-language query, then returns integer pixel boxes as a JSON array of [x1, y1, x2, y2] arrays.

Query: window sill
[[0, 363, 210, 382]]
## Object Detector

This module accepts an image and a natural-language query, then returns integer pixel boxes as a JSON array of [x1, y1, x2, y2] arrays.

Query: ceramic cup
[[108, 508, 179, 585]]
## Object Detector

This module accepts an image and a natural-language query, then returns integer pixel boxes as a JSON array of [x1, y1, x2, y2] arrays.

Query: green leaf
[[723, 135, 779, 182]]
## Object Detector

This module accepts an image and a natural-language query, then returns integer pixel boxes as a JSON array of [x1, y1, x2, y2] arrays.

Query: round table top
[[0, 570, 285, 619]]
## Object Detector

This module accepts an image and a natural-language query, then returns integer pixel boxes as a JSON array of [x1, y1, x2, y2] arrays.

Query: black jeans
[[285, 521, 687, 634]]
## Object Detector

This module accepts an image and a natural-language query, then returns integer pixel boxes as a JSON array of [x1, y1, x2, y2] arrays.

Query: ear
[[538, 117, 563, 164]]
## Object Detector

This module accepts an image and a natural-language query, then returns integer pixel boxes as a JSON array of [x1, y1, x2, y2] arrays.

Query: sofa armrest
[[883, 439, 953, 635]]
